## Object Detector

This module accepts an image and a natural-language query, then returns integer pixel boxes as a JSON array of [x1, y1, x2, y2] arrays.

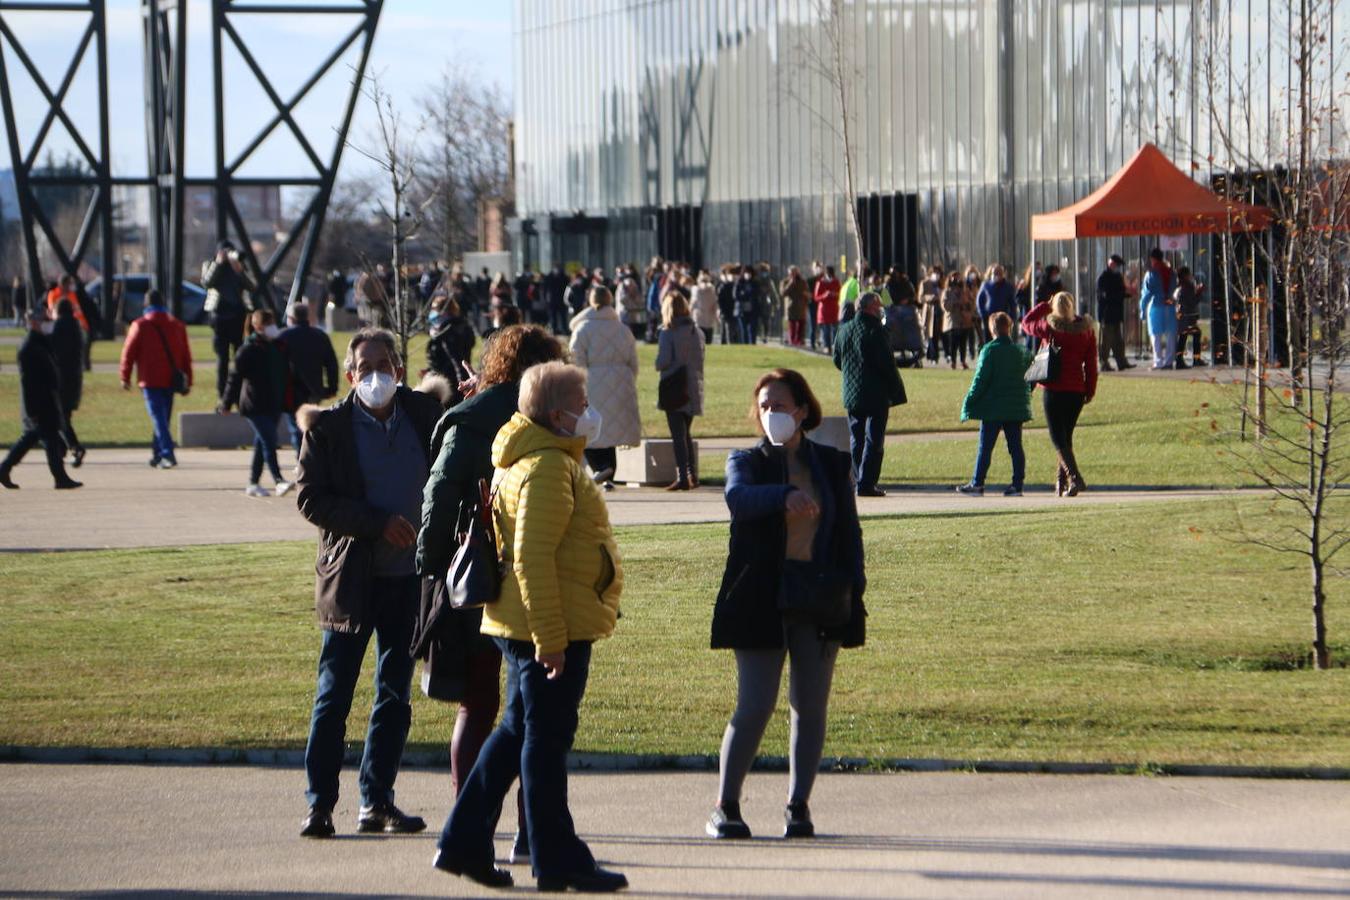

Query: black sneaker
[[856, 486, 887, 498], [1174, 359, 1189, 370], [148, 456, 162, 468], [705, 804, 751, 839], [357, 801, 426, 833], [433, 849, 514, 888], [784, 802, 815, 839], [71, 446, 86, 468], [300, 805, 335, 838], [1003, 485, 1024, 497], [955, 483, 984, 496]]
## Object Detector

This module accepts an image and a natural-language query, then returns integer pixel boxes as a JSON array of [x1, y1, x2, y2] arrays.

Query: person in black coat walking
[[424, 294, 476, 398], [280, 303, 339, 456], [0, 308, 81, 489], [220, 309, 295, 497], [705, 368, 865, 842], [49, 299, 87, 466]]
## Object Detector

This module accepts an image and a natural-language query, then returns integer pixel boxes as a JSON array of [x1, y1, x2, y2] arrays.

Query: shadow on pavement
[[917, 870, 1350, 896], [586, 832, 1350, 871]]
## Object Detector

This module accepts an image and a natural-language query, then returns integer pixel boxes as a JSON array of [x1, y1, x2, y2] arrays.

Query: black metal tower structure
[[0, 0, 382, 319], [0, 0, 115, 324]]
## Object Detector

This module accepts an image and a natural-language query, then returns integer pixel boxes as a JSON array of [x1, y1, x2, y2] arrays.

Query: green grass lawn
[[0, 335, 1276, 487], [0, 499, 1344, 767]]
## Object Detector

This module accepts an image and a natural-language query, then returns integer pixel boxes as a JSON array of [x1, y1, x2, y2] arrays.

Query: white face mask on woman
[[760, 410, 798, 446], [355, 371, 397, 409], [565, 406, 603, 446]]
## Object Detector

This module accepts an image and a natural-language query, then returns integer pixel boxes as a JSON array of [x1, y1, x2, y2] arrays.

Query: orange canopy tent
[[1030, 143, 1272, 240]]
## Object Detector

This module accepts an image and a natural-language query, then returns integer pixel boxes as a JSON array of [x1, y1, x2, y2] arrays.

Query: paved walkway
[[0, 448, 1260, 551], [1, 763, 1347, 898]]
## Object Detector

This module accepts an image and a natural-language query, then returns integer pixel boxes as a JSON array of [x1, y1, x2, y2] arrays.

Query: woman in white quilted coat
[[569, 285, 641, 489]]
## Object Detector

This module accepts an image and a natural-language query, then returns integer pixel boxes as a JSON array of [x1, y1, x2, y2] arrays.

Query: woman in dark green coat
[[956, 311, 1032, 496]]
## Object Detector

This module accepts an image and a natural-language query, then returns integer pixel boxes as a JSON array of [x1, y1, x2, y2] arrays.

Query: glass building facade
[[512, 1, 1345, 293]]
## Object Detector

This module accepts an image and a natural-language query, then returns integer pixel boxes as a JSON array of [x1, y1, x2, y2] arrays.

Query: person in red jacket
[[120, 290, 193, 468], [1021, 291, 1098, 496], [812, 265, 842, 352]]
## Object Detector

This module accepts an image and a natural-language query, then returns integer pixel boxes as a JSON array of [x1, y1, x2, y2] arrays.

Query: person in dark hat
[[1096, 254, 1134, 371]]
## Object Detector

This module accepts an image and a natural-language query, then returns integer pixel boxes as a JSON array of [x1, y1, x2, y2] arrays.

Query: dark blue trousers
[[439, 638, 595, 879], [847, 408, 889, 491], [971, 420, 1026, 488], [303, 575, 419, 810]]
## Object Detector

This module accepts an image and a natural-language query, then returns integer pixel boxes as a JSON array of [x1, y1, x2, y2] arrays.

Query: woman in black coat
[[49, 299, 86, 465], [706, 368, 866, 842], [425, 294, 476, 402]]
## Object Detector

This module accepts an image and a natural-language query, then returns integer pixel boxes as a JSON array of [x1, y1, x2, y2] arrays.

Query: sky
[[0, 0, 514, 188]]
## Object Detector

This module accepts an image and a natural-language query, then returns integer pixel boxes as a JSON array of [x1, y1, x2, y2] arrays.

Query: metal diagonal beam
[[0, 17, 100, 169], [22, 19, 95, 169], [221, 16, 323, 174], [225, 18, 364, 173]]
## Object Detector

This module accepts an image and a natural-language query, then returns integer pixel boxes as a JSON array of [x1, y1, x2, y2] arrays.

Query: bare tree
[[1190, 0, 1349, 669], [787, 0, 866, 272], [346, 70, 431, 382], [416, 63, 513, 263]]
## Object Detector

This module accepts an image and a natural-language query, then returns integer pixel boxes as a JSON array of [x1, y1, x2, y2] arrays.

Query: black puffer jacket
[[222, 335, 293, 417], [17, 331, 64, 432], [49, 314, 84, 412]]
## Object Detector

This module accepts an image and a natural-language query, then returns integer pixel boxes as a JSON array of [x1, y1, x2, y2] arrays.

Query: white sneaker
[[275, 480, 295, 497], [245, 484, 271, 498], [591, 467, 615, 484]]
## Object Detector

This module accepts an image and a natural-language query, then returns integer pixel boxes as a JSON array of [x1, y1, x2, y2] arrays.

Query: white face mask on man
[[760, 410, 798, 446], [564, 406, 603, 446], [355, 371, 397, 409]]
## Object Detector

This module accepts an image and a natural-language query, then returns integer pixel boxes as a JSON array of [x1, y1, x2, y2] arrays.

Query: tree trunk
[[1311, 555, 1329, 670]]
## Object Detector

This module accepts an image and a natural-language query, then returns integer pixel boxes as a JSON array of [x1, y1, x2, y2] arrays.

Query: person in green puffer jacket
[[956, 311, 1033, 497], [412, 324, 564, 833]]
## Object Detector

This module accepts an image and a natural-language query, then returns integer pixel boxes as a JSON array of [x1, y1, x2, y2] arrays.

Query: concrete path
[[0, 763, 1346, 898], [0, 448, 1261, 551]]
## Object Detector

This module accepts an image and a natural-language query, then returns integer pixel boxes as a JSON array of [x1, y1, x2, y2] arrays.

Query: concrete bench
[[806, 415, 851, 453], [179, 412, 292, 449], [614, 439, 700, 486], [325, 305, 360, 332]]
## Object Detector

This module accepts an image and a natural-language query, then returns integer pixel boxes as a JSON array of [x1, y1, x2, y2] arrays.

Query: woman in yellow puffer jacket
[[434, 361, 627, 893]]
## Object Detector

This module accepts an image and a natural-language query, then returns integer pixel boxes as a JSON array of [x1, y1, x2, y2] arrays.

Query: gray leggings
[[717, 623, 840, 807]]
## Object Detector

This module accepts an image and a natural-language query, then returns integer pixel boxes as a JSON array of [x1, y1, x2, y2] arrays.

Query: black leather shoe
[[0, 470, 17, 489], [784, 802, 815, 839], [705, 804, 751, 839], [357, 801, 426, 833], [300, 806, 335, 838], [54, 479, 82, 490], [432, 849, 514, 889], [71, 447, 86, 468], [856, 486, 887, 498], [537, 866, 629, 893]]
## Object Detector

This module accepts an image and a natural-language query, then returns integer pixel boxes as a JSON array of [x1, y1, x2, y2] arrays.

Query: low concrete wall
[[807, 415, 851, 453], [179, 412, 291, 449], [614, 439, 700, 486]]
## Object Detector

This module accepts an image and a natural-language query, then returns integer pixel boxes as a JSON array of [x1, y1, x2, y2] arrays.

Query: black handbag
[[1024, 339, 1061, 385], [777, 559, 853, 628], [151, 322, 190, 395], [447, 478, 504, 610], [657, 365, 689, 411]]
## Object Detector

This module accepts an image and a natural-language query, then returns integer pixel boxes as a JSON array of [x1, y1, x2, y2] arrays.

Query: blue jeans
[[304, 575, 419, 810], [142, 387, 175, 462], [971, 420, 1025, 488], [820, 322, 837, 351], [244, 413, 283, 484], [284, 412, 302, 459], [739, 314, 757, 345], [439, 638, 595, 879], [847, 408, 889, 491]]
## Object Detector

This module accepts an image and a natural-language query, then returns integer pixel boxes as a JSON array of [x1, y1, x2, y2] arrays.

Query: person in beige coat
[[940, 271, 971, 369], [918, 264, 944, 362], [569, 286, 641, 489]]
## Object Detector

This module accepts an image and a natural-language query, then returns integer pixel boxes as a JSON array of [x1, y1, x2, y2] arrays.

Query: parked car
[[86, 274, 210, 325]]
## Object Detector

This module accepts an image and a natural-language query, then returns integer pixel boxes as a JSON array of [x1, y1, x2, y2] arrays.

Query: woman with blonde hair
[[655, 291, 705, 490], [1021, 291, 1098, 496]]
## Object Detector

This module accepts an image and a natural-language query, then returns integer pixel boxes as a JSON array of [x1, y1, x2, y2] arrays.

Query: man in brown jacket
[[294, 328, 442, 838]]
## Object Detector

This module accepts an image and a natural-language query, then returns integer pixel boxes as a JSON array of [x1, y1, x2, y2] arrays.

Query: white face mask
[[39, 322, 54, 335], [761, 410, 798, 446], [565, 406, 603, 446], [355, 371, 397, 409], [262, 324, 280, 340]]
